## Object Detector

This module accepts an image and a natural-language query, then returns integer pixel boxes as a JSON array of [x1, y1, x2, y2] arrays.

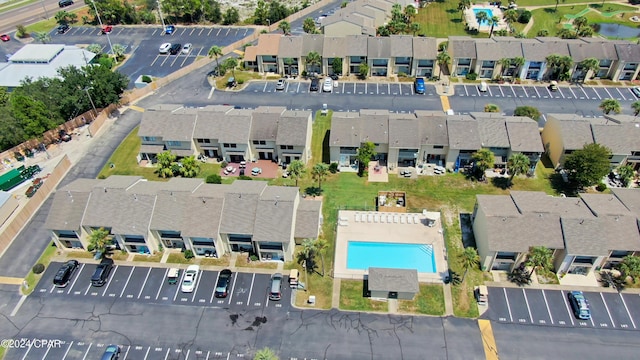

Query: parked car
[[268, 273, 283, 301], [182, 43, 192, 54], [165, 25, 176, 35], [227, 77, 237, 87], [214, 269, 233, 298], [58, 0, 73, 7], [414, 77, 425, 94], [568, 290, 591, 320], [0, 34, 10, 42], [101, 25, 113, 34], [475, 285, 488, 306], [181, 265, 200, 293], [91, 258, 113, 287], [275, 78, 286, 91], [169, 43, 182, 55], [632, 86, 640, 98], [323, 78, 333, 92], [159, 42, 172, 54], [53, 260, 79, 288], [100, 345, 120, 360], [251, 167, 262, 176], [479, 81, 488, 92], [548, 80, 558, 92], [57, 24, 70, 34], [310, 77, 319, 92]]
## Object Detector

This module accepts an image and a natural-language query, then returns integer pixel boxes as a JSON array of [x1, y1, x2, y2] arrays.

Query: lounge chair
[[400, 216, 406, 224], [355, 213, 361, 222], [367, 214, 373, 223]]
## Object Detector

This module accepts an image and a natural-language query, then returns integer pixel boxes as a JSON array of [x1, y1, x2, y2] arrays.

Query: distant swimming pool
[[347, 241, 436, 273], [473, 8, 494, 25]]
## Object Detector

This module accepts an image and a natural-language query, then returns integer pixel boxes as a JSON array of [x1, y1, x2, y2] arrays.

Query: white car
[[323, 78, 333, 92], [181, 265, 200, 293], [159, 42, 172, 54], [182, 43, 192, 54]]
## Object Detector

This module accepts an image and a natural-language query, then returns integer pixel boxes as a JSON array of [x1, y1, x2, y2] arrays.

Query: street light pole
[[157, 0, 166, 29], [90, 0, 114, 58], [40, 0, 49, 19], [83, 87, 97, 138]]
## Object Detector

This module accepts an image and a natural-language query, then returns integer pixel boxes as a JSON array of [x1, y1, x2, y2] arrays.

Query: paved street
[[454, 82, 640, 102]]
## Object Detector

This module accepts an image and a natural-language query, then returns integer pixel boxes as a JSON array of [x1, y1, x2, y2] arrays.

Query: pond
[[593, 23, 640, 38]]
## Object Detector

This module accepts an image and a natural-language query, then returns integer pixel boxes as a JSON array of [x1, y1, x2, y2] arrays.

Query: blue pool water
[[347, 241, 436, 273], [473, 8, 494, 25]]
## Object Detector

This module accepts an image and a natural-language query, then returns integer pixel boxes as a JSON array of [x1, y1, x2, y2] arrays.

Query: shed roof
[[295, 200, 322, 238], [506, 119, 544, 153], [447, 118, 482, 150], [368, 267, 419, 293], [412, 37, 438, 59]]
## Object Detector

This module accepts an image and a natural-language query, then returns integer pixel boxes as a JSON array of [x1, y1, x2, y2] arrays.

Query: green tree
[[599, 98, 621, 115], [617, 255, 640, 283], [88, 227, 112, 254], [305, 51, 321, 75], [504, 9, 518, 25], [579, 58, 599, 82], [311, 163, 329, 189], [331, 57, 342, 75], [513, 106, 541, 120], [223, 57, 238, 78], [377, 25, 390, 37], [315, 238, 329, 276], [617, 165, 635, 187], [111, 43, 126, 62], [631, 101, 640, 116], [499, 58, 511, 76], [356, 141, 377, 177], [475, 10, 489, 29], [208, 45, 223, 74], [436, 51, 451, 78], [484, 103, 500, 112], [34, 31, 51, 44], [156, 151, 177, 178], [303, 17, 317, 34], [222, 7, 239, 25], [358, 63, 369, 79], [557, 28, 577, 39], [404, 4, 417, 22], [9, 93, 57, 139], [278, 20, 291, 35], [254, 347, 278, 360], [301, 238, 316, 271], [253, 0, 269, 25], [564, 143, 612, 188], [86, 43, 103, 54], [460, 247, 479, 282], [458, 0, 471, 20], [287, 160, 306, 187], [55, 10, 71, 25], [409, 22, 420, 36], [472, 148, 495, 180], [179, 155, 200, 178], [537, 29, 549, 37], [577, 26, 593, 37], [526, 246, 553, 276], [507, 153, 530, 186], [573, 16, 588, 30], [488, 15, 500, 37]]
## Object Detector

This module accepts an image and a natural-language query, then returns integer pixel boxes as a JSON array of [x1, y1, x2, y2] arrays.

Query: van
[[91, 258, 113, 287], [475, 285, 488, 306], [478, 81, 488, 92], [269, 273, 283, 300], [289, 269, 299, 288]]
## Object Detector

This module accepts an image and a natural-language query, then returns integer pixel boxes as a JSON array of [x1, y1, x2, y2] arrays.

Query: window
[[142, 136, 157, 142], [223, 143, 237, 148], [197, 139, 211, 144], [458, 58, 471, 66], [166, 141, 181, 147], [253, 140, 266, 145], [280, 145, 293, 150], [433, 145, 444, 149]]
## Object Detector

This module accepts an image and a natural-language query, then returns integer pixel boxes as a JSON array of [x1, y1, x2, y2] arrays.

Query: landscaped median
[[22, 242, 59, 295]]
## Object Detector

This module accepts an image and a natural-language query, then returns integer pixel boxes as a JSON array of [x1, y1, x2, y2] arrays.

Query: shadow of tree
[[491, 177, 510, 189], [305, 186, 323, 196], [459, 213, 477, 249], [322, 131, 330, 163]]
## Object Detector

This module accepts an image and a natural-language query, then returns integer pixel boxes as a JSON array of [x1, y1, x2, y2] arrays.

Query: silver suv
[[269, 273, 283, 301]]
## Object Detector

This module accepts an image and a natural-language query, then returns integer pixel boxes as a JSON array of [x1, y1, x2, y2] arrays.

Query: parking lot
[[245, 80, 436, 96], [49, 25, 254, 86], [483, 286, 640, 330], [35, 262, 292, 311], [454, 83, 640, 102]]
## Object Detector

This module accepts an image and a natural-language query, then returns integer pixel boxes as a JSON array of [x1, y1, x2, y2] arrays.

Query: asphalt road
[[0, 0, 85, 35]]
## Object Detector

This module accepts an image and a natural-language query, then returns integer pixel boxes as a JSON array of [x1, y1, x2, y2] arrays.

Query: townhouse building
[[44, 176, 323, 261], [138, 104, 313, 166]]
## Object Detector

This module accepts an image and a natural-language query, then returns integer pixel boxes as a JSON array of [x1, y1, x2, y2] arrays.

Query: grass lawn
[[133, 252, 163, 262], [235, 256, 278, 269], [200, 256, 231, 267], [166, 252, 195, 264], [518, 0, 623, 6], [214, 71, 263, 89], [339, 280, 389, 312], [312, 110, 332, 165], [398, 284, 446, 315], [98, 127, 160, 180], [415, 2, 489, 38], [23, 242, 59, 295], [66, 250, 96, 259]]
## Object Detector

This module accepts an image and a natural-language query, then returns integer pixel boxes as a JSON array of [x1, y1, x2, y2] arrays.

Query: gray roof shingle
[[253, 187, 299, 242], [44, 190, 92, 231], [477, 117, 510, 148], [218, 109, 252, 143], [506, 118, 544, 153], [520, 38, 547, 62], [492, 37, 524, 59], [562, 216, 640, 256], [447, 118, 482, 150], [580, 193, 632, 216], [295, 200, 322, 239], [278, 36, 303, 58], [557, 119, 595, 150], [277, 111, 310, 146], [476, 195, 520, 217], [138, 108, 197, 141], [475, 38, 503, 60], [345, 35, 369, 56], [485, 213, 564, 252], [389, 114, 420, 148], [592, 123, 640, 155], [614, 42, 640, 62], [329, 113, 362, 147], [367, 37, 391, 58], [417, 112, 448, 146], [390, 35, 413, 57], [510, 191, 595, 219], [302, 34, 325, 55], [368, 267, 418, 293], [412, 37, 438, 59], [449, 36, 477, 59], [323, 36, 347, 58]]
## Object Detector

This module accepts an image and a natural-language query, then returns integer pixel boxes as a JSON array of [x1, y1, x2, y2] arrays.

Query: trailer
[[0, 166, 26, 191]]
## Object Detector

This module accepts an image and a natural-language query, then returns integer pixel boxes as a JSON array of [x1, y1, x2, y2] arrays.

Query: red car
[[0, 34, 10, 42], [101, 26, 112, 34]]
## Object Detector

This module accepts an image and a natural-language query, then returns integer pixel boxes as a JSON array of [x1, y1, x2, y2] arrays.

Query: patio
[[368, 161, 389, 182], [220, 159, 281, 179]]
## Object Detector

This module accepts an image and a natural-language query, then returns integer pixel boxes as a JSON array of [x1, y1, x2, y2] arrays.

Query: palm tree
[[254, 347, 278, 360], [475, 10, 489, 30], [579, 58, 599, 82], [111, 44, 126, 62], [458, 0, 471, 21], [223, 57, 238, 78], [208, 45, 223, 74], [436, 51, 451, 78], [311, 163, 329, 189], [499, 58, 511, 76], [303, 17, 317, 34], [88, 227, 112, 255], [545, 54, 561, 80], [557, 28, 577, 39], [86, 43, 103, 54], [617, 165, 635, 187], [410, 22, 420, 36], [472, 148, 495, 180], [34, 31, 51, 44], [599, 98, 621, 115], [577, 26, 594, 37], [404, 4, 417, 22], [488, 15, 500, 38], [617, 255, 640, 283], [503, 9, 518, 26], [179, 155, 200, 178], [526, 246, 553, 277], [156, 151, 177, 178], [287, 160, 306, 187], [301, 238, 316, 271], [484, 103, 500, 112], [55, 10, 70, 25], [460, 247, 479, 282], [631, 101, 640, 116], [537, 29, 549, 37], [511, 56, 525, 77], [305, 51, 321, 75], [557, 55, 573, 80], [315, 239, 329, 276], [573, 16, 588, 30], [278, 20, 291, 35], [507, 153, 530, 186]]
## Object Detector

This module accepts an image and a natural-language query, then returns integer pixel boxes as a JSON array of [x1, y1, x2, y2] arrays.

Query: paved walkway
[[443, 283, 454, 316], [331, 277, 341, 309]]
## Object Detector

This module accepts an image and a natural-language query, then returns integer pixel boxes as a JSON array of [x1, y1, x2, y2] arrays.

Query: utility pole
[[40, 0, 49, 19], [157, 0, 166, 30], [89, 0, 114, 58]]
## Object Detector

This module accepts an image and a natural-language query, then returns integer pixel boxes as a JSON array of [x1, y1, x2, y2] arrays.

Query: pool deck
[[334, 210, 447, 283]]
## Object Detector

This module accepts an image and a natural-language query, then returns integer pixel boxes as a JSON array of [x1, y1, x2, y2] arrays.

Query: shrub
[[184, 250, 194, 259], [16, 25, 27, 38], [206, 174, 222, 184], [238, 175, 252, 180], [596, 182, 607, 192], [250, 255, 259, 261], [438, 41, 449, 52], [518, 10, 532, 24], [484, 103, 500, 112], [237, 79, 244, 85], [465, 72, 478, 80], [513, 106, 541, 120], [220, 161, 227, 168], [32, 263, 45, 274], [141, 75, 152, 83], [329, 162, 339, 173]]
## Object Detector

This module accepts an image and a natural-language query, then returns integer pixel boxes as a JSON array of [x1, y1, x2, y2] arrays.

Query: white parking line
[[122, 345, 131, 360], [49, 284, 56, 294], [247, 273, 256, 305], [579, 86, 588, 99], [120, 266, 136, 298], [156, 268, 169, 300], [499, 85, 505, 97], [191, 271, 204, 302], [184, 349, 190, 359], [101, 265, 119, 297], [210, 271, 221, 303], [503, 288, 513, 322], [600, 293, 616, 328], [619, 293, 636, 329], [160, 55, 171, 66], [225, 28, 230, 36], [365, 83, 368, 94], [215, 28, 221, 36], [143, 347, 150, 360], [41, 342, 53, 359], [546, 86, 553, 97], [521, 85, 528, 97], [173, 270, 186, 301], [138, 267, 152, 299], [593, 87, 601, 99], [82, 344, 92, 360], [353, 82, 356, 93], [83, 281, 92, 296], [616, 88, 627, 100], [180, 52, 192, 67], [263, 82, 268, 92], [560, 291, 575, 325], [61, 341, 73, 360], [169, 54, 182, 66], [164, 348, 170, 360], [476, 85, 481, 96], [510, 84, 517, 97], [67, 264, 85, 294], [604, 87, 614, 99], [464, 85, 469, 96], [341, 82, 345, 93], [227, 273, 238, 305], [487, 86, 493, 96], [207, 28, 213, 36], [568, 87, 577, 98], [557, 87, 566, 99], [522, 289, 533, 323], [541, 290, 554, 324], [296, 82, 301, 92], [399, 83, 402, 95], [533, 86, 541, 98]]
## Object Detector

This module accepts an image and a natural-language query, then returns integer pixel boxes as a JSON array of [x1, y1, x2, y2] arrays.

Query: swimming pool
[[347, 241, 436, 273], [473, 8, 494, 25]]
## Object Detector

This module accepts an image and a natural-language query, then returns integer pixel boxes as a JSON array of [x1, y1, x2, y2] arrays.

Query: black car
[[214, 269, 233, 298], [310, 77, 319, 92], [91, 258, 114, 287], [169, 43, 182, 55], [53, 260, 79, 288], [58, 0, 73, 7], [57, 24, 70, 34]]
